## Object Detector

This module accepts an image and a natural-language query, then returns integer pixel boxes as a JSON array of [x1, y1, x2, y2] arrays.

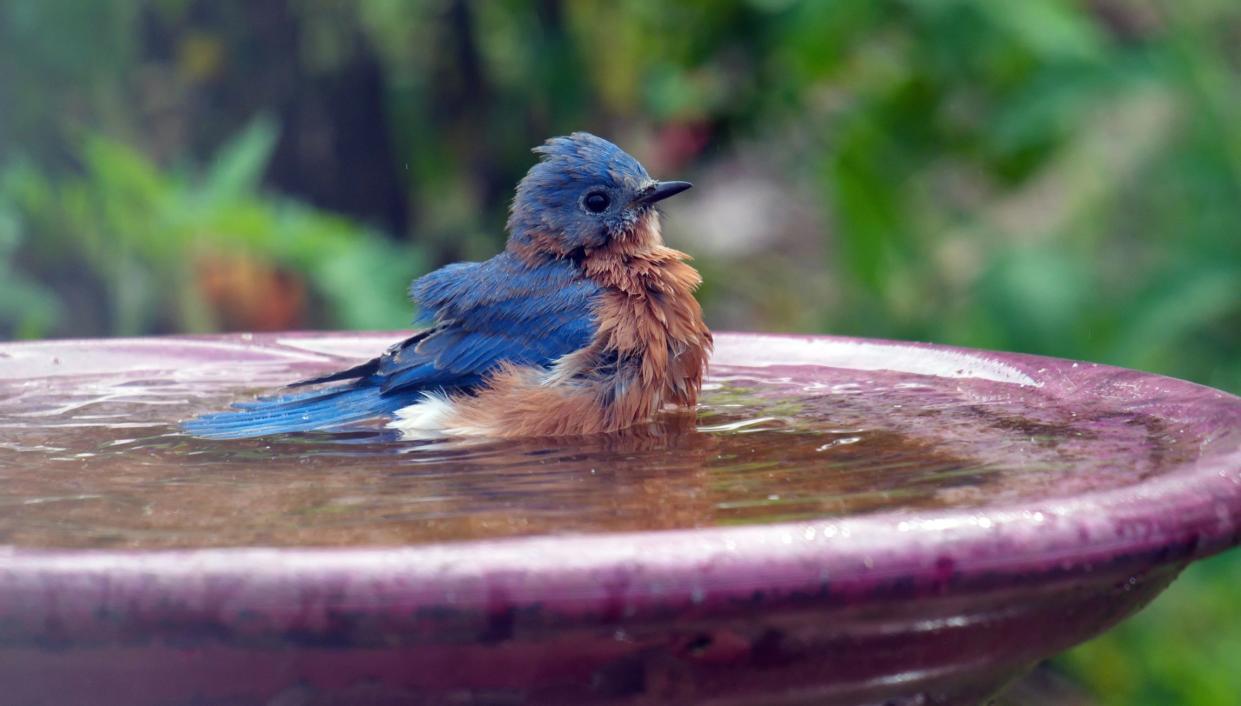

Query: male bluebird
[[184, 132, 712, 439]]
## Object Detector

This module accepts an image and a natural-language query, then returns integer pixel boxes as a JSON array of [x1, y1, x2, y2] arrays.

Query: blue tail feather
[[182, 383, 415, 440]]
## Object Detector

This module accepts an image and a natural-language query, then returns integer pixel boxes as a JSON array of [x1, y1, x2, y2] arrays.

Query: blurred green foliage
[[1062, 551, 1241, 705], [1, 0, 1239, 702], [0, 120, 421, 336]]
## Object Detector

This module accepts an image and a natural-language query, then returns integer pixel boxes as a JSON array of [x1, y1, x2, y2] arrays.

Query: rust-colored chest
[[583, 243, 713, 419]]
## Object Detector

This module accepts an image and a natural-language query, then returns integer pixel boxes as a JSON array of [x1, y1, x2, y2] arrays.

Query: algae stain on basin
[[1, 332, 1240, 706]]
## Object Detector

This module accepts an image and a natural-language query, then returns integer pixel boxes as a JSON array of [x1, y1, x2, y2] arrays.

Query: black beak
[[638, 180, 693, 206]]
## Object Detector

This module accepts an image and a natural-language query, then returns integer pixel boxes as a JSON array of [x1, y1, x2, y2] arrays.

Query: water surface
[[0, 337, 1196, 549]]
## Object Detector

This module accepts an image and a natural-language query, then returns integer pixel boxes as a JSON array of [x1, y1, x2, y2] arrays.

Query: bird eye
[[583, 191, 610, 213]]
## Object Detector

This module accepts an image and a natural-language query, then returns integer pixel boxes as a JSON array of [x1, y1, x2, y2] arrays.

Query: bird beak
[[638, 180, 693, 205]]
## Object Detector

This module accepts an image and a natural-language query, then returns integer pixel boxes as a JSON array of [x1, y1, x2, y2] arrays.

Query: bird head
[[507, 132, 692, 258]]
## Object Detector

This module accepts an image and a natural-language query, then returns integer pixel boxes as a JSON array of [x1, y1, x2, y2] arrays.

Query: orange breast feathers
[[444, 215, 712, 437]]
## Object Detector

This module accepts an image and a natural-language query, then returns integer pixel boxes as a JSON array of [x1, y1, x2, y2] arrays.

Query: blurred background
[[1, 0, 1238, 702]]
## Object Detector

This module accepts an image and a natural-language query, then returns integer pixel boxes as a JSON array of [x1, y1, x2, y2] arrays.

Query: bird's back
[[184, 252, 603, 439]]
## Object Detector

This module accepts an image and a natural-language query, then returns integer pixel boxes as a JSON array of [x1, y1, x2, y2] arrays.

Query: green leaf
[[202, 116, 280, 201]]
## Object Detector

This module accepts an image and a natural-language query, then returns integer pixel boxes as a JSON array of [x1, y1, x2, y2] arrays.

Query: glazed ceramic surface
[[1, 332, 1239, 705]]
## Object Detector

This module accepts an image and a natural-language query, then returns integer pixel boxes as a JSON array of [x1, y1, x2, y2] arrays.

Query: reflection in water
[[0, 360, 1197, 549]]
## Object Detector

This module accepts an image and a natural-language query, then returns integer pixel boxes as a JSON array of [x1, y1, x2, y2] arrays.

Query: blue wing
[[375, 251, 601, 392], [183, 252, 600, 439]]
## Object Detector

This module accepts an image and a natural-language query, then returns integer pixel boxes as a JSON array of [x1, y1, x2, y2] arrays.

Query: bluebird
[[184, 132, 712, 439]]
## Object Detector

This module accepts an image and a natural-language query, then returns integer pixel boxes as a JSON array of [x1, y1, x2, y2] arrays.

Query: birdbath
[[1, 332, 1239, 706]]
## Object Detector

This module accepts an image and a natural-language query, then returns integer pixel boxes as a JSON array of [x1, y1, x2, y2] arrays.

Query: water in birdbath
[[0, 334, 1196, 550]]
